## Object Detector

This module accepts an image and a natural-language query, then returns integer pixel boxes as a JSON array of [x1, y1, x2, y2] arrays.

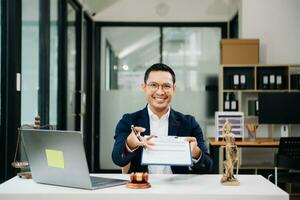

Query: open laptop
[[21, 129, 127, 190]]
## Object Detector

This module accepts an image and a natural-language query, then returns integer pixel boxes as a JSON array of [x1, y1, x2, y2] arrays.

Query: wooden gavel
[[130, 172, 149, 183]]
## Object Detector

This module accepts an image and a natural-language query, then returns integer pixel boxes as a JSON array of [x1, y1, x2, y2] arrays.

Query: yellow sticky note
[[45, 149, 65, 169]]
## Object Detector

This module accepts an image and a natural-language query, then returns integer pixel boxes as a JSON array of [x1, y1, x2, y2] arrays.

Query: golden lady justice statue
[[221, 120, 240, 185]]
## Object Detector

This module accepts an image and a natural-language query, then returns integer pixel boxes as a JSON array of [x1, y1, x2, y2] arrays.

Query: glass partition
[[102, 27, 161, 90], [66, 3, 76, 130], [49, 0, 58, 127], [81, 15, 88, 129], [21, 0, 39, 124], [0, 0, 2, 128], [162, 27, 221, 121], [162, 27, 220, 91], [100, 27, 160, 169]]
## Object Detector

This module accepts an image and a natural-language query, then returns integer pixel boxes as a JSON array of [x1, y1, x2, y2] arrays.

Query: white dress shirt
[[147, 105, 173, 174]]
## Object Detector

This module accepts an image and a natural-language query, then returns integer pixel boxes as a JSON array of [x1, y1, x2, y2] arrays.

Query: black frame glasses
[[146, 82, 173, 91]]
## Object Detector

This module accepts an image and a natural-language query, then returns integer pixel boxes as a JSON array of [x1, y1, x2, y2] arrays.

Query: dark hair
[[144, 63, 176, 84]]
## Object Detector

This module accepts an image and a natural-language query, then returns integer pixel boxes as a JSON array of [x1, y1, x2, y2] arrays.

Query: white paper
[[141, 136, 192, 166]]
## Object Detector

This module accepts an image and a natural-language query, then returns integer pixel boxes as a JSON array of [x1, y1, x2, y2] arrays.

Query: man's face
[[142, 71, 176, 115]]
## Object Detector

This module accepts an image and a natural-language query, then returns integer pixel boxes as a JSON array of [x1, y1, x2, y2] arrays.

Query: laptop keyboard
[[90, 176, 126, 187]]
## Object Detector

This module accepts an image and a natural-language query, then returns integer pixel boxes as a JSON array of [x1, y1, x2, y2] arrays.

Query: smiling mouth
[[154, 96, 167, 102]]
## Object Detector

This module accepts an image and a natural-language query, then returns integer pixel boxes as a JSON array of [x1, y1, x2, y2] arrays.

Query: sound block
[[126, 182, 151, 189]]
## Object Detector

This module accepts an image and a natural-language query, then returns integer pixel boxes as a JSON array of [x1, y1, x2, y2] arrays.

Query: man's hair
[[144, 63, 176, 84]]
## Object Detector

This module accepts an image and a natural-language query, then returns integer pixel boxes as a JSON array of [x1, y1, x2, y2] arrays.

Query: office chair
[[268, 137, 300, 191]]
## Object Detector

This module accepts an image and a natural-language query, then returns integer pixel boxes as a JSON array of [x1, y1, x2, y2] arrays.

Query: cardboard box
[[221, 39, 259, 64]]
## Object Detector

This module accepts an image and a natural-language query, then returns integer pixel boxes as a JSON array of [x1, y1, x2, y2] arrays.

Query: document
[[141, 136, 192, 166]]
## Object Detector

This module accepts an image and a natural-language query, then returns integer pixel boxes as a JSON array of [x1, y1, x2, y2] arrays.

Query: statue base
[[221, 179, 240, 186], [17, 172, 32, 179]]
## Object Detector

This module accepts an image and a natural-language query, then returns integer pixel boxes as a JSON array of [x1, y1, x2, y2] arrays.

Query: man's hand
[[185, 137, 202, 160], [126, 127, 155, 150]]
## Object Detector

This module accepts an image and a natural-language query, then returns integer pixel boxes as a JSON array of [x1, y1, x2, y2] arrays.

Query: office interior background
[[1, 0, 300, 191]]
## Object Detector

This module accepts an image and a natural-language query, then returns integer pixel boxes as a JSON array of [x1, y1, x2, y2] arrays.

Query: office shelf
[[219, 64, 300, 117]]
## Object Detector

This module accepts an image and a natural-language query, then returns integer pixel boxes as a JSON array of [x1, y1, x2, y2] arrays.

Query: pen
[[131, 125, 143, 142]]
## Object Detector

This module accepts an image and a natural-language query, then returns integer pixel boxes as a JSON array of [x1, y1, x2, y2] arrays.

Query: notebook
[[21, 129, 127, 190]]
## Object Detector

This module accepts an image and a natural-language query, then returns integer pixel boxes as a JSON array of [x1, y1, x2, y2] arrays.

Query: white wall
[[239, 0, 300, 139], [93, 0, 232, 22], [239, 0, 300, 64]]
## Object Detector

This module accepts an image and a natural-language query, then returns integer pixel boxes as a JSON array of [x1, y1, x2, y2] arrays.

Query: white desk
[[0, 174, 288, 200]]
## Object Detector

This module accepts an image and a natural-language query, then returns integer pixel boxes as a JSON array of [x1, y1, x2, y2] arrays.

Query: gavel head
[[130, 172, 149, 183]]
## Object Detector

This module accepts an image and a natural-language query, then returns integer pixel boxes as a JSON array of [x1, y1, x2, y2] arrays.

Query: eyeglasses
[[146, 82, 173, 91]]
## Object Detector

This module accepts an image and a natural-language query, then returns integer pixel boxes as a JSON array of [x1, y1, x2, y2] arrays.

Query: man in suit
[[112, 63, 213, 174]]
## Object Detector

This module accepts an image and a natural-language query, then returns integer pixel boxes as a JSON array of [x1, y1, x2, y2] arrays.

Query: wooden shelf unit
[[218, 64, 300, 174], [219, 64, 300, 119], [217, 62, 300, 178]]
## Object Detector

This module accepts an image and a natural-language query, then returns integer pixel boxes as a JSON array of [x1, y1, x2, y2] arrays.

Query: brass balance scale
[[11, 116, 53, 179]]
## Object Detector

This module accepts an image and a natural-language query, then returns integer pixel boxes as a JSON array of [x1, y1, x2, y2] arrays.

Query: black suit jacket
[[111, 106, 213, 174]]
